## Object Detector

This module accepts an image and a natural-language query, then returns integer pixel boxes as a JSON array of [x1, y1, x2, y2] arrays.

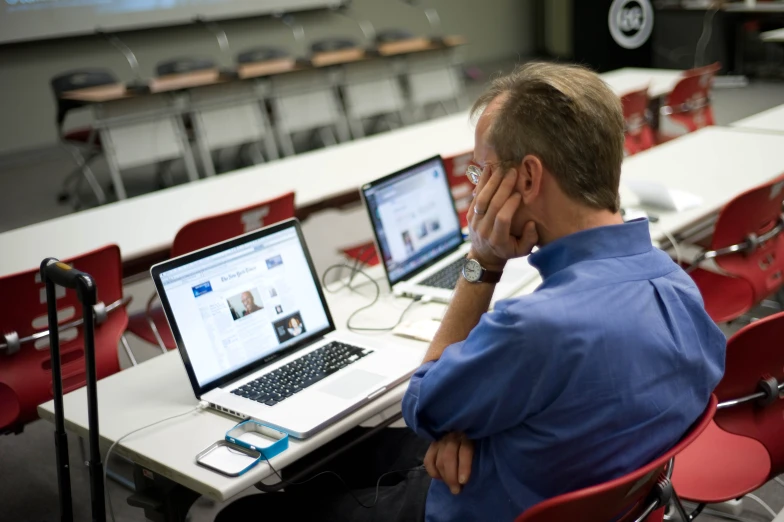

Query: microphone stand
[[400, 0, 445, 45], [273, 12, 311, 66], [195, 16, 238, 78], [97, 29, 149, 93], [329, 1, 378, 54]]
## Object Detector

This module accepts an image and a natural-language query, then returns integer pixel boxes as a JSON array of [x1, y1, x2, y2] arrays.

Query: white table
[[0, 68, 692, 280], [732, 104, 784, 133], [761, 27, 784, 42], [38, 268, 534, 520], [0, 112, 475, 279], [620, 126, 784, 240], [600, 68, 684, 98]]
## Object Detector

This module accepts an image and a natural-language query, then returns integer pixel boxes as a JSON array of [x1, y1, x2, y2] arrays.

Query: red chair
[[620, 88, 656, 155], [126, 192, 296, 351], [443, 150, 474, 228], [671, 312, 784, 518], [0, 245, 133, 434], [516, 395, 718, 522], [658, 63, 721, 142], [682, 174, 784, 323]]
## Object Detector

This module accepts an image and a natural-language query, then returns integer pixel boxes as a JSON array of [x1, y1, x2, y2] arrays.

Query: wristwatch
[[462, 259, 503, 284]]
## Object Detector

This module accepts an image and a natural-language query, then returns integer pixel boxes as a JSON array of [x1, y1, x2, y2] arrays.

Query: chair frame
[[668, 382, 783, 522], [684, 213, 784, 274], [0, 296, 136, 366]]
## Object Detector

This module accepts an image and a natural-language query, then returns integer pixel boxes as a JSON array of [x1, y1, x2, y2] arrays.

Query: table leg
[[126, 465, 200, 522], [100, 128, 129, 200]]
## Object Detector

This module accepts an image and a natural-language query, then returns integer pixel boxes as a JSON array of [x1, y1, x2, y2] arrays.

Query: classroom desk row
[[0, 68, 695, 280], [29, 97, 784, 521]]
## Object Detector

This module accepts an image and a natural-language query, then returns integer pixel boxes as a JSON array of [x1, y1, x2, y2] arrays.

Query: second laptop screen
[[364, 158, 463, 285]]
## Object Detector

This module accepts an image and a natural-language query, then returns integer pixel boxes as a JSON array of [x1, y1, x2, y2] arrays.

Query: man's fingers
[[437, 439, 461, 494], [458, 438, 475, 486], [512, 220, 539, 257], [472, 167, 506, 219], [483, 169, 517, 225], [424, 442, 440, 480], [489, 192, 521, 249]]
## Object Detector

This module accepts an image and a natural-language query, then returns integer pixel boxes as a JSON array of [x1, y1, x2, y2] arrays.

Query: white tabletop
[[0, 68, 691, 279], [600, 68, 684, 98], [620, 126, 784, 237], [761, 27, 784, 42], [36, 274, 472, 502], [732, 104, 784, 133], [0, 113, 475, 278]]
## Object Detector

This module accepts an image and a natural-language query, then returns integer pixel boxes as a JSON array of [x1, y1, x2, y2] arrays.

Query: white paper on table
[[393, 319, 442, 343], [624, 179, 703, 211]]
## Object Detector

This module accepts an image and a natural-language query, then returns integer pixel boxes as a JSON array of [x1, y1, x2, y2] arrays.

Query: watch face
[[463, 259, 482, 282]]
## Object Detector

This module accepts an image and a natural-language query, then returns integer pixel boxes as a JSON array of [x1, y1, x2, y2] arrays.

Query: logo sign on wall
[[608, 0, 654, 50]]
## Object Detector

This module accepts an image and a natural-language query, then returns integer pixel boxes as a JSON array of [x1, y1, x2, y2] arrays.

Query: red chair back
[[621, 88, 656, 155], [171, 192, 296, 257], [712, 312, 784, 478], [515, 395, 718, 522], [664, 63, 720, 133], [443, 151, 474, 228], [709, 174, 784, 313], [0, 245, 126, 433]]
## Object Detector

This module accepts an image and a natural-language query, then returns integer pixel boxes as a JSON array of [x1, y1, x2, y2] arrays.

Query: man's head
[[241, 291, 255, 313], [471, 62, 625, 243]]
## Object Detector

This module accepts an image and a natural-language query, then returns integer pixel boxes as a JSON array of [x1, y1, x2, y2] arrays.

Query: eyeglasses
[[466, 164, 483, 185], [465, 161, 504, 185]]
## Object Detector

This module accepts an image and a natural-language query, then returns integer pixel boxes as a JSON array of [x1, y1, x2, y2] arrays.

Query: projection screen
[[0, 0, 339, 45]]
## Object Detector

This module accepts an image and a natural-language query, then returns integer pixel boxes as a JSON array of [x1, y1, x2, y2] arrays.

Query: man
[[240, 290, 262, 316], [216, 62, 724, 521]]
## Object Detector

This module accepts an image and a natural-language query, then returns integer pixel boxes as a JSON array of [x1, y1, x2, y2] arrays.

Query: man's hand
[[424, 433, 475, 495], [468, 166, 538, 271]]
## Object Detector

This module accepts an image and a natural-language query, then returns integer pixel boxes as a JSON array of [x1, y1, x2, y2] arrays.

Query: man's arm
[[423, 167, 538, 364]]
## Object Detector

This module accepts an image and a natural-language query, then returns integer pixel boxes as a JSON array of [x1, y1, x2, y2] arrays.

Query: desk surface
[[731, 103, 784, 132], [62, 37, 467, 104], [36, 280, 450, 502], [761, 27, 784, 42], [620, 126, 784, 237], [0, 112, 475, 278], [599, 67, 684, 98], [0, 68, 690, 279]]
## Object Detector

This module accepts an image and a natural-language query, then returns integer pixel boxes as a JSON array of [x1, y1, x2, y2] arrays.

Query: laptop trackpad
[[320, 370, 385, 400]]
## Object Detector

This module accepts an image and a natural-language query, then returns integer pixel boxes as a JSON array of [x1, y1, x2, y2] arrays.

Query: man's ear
[[519, 155, 543, 204]]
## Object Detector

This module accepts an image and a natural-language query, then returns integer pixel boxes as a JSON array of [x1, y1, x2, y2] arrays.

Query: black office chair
[[236, 47, 290, 64], [50, 68, 119, 208], [310, 38, 358, 54], [155, 57, 217, 77]]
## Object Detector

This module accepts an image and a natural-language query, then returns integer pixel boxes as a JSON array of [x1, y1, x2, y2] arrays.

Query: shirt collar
[[528, 219, 653, 280]]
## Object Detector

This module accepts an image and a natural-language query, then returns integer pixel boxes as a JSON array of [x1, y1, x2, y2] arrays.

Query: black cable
[[261, 453, 427, 509], [321, 245, 421, 332]]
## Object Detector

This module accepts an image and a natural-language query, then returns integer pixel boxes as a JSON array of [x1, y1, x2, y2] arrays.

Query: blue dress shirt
[[402, 219, 726, 522]]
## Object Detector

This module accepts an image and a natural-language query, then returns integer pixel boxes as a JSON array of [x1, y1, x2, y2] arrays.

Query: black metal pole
[[44, 274, 73, 522], [79, 280, 105, 522]]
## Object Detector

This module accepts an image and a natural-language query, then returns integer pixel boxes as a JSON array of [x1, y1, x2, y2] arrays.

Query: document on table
[[624, 179, 703, 212]]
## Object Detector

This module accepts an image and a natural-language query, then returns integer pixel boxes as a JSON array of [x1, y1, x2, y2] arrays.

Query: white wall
[[0, 0, 533, 156]]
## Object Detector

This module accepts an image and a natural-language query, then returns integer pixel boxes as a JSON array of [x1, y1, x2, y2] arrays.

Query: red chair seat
[[341, 241, 380, 267], [63, 127, 101, 146], [687, 268, 754, 323], [671, 420, 770, 503], [127, 307, 176, 350]]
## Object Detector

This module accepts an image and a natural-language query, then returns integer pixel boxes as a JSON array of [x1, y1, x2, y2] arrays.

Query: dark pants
[[215, 427, 432, 522]]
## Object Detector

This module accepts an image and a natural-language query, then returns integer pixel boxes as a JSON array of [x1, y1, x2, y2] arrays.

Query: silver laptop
[[151, 219, 422, 439], [361, 155, 538, 304]]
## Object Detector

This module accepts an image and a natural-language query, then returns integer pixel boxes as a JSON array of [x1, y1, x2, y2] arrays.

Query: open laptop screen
[[154, 222, 332, 393], [362, 156, 463, 286]]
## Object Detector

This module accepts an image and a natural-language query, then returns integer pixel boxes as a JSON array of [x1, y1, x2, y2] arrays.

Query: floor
[[2, 60, 784, 521]]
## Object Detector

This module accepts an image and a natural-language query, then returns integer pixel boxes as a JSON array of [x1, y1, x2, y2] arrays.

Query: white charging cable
[[104, 404, 206, 521], [654, 223, 684, 267]]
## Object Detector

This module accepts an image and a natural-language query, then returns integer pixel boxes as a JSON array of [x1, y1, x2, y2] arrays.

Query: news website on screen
[[160, 227, 330, 388]]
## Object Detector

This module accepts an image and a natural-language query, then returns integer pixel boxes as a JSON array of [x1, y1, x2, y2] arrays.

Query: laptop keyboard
[[231, 341, 373, 407], [419, 258, 466, 290]]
